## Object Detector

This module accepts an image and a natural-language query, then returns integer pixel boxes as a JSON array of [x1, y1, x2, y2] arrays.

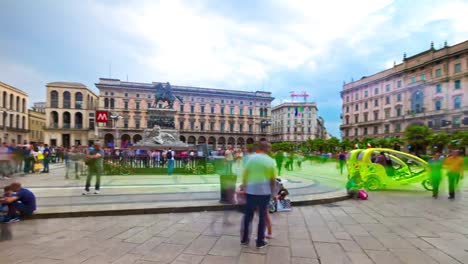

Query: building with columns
[[95, 78, 274, 149], [28, 109, 45, 144], [44, 82, 99, 147], [340, 40, 468, 140], [0, 82, 29, 145], [271, 102, 328, 142]]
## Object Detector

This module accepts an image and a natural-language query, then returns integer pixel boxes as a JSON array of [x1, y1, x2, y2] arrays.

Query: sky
[[1, 0, 467, 138]]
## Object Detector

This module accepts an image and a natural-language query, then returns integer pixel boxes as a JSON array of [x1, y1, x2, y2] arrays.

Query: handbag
[[358, 190, 368, 200], [276, 199, 292, 212], [34, 162, 43, 172]]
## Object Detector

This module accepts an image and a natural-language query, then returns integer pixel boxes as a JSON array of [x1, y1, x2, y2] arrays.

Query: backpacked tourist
[[443, 150, 464, 200], [82, 144, 104, 195], [241, 140, 277, 249], [167, 148, 175, 179], [0, 182, 36, 223]]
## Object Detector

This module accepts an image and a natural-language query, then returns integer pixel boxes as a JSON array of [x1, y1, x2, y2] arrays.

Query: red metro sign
[[96, 111, 109, 123]]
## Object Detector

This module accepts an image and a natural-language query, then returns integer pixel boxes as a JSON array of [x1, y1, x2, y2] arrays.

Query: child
[[0, 185, 13, 221]]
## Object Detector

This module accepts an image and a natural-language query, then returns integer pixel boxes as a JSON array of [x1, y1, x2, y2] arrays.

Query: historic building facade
[[271, 102, 328, 142], [341, 40, 468, 140], [0, 82, 29, 145], [28, 109, 45, 144], [44, 82, 99, 147], [95, 78, 274, 149]]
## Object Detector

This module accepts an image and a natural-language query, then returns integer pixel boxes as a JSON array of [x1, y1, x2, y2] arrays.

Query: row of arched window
[[50, 111, 83, 129], [1, 92, 26, 113], [50, 91, 95, 109], [1, 114, 26, 130]]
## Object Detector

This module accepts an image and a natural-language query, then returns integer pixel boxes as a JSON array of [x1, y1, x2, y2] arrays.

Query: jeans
[[42, 158, 49, 172], [85, 166, 102, 191], [241, 194, 270, 246], [448, 172, 460, 198]]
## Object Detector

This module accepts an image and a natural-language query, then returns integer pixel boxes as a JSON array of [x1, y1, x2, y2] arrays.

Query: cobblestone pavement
[[1, 187, 468, 264]]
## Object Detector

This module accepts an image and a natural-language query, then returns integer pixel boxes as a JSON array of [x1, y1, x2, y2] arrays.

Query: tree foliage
[[404, 125, 432, 154]]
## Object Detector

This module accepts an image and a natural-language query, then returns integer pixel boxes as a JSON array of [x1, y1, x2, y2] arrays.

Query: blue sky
[[1, 0, 467, 137]]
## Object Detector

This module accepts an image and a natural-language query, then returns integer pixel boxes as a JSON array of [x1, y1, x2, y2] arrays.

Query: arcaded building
[[95, 78, 274, 149], [0, 82, 29, 145], [44, 82, 99, 147], [340, 40, 468, 140], [271, 102, 327, 142]]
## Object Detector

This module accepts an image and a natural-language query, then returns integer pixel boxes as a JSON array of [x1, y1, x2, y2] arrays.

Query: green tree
[[404, 125, 432, 154], [327, 137, 340, 153], [388, 137, 404, 151], [428, 132, 451, 152], [451, 131, 468, 149], [339, 138, 353, 151]]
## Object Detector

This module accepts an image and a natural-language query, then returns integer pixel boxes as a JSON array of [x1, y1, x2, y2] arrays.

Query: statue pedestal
[[147, 108, 176, 129], [134, 108, 187, 149]]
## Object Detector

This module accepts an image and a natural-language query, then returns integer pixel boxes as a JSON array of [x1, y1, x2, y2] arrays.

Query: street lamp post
[[110, 114, 123, 148]]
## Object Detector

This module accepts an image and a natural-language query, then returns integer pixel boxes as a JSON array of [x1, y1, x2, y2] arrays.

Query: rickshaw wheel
[[421, 179, 433, 191], [365, 177, 381, 191]]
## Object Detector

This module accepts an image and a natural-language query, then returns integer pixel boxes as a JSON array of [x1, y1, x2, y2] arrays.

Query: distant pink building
[[341, 40, 468, 140]]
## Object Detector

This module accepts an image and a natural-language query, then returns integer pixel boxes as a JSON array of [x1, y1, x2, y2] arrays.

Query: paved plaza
[[1, 187, 468, 264], [1, 161, 348, 215]]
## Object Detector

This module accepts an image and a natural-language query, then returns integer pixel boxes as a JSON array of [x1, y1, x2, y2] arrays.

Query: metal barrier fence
[[102, 155, 206, 169]]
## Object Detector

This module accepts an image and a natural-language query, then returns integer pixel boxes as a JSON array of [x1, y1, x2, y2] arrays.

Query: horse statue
[[154, 82, 183, 109]]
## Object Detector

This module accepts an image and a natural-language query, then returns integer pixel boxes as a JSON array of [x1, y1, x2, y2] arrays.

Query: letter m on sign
[[96, 111, 109, 123]]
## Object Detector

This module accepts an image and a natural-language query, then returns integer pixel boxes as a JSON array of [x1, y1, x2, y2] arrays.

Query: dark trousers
[[448, 172, 460, 198], [85, 167, 101, 191], [276, 163, 282, 176], [8, 202, 34, 218], [339, 160, 345, 175], [241, 194, 270, 246], [431, 174, 441, 197], [23, 158, 32, 173]]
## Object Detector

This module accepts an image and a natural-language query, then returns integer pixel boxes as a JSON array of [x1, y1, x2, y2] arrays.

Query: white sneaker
[[82, 190, 90, 195], [94, 191, 100, 194]]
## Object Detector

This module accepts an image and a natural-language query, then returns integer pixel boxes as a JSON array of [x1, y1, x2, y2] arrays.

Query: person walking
[[274, 151, 284, 176], [41, 144, 51, 173], [167, 148, 175, 176], [241, 140, 277, 249], [429, 152, 443, 198], [443, 150, 464, 200], [338, 151, 346, 175], [82, 144, 104, 195], [224, 146, 234, 175]]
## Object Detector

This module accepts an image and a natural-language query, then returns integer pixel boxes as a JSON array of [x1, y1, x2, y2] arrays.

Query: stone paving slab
[[2, 189, 468, 264]]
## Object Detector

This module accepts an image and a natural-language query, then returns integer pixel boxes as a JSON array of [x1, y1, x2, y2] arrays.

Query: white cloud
[[91, 0, 397, 89], [0, 61, 48, 105]]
